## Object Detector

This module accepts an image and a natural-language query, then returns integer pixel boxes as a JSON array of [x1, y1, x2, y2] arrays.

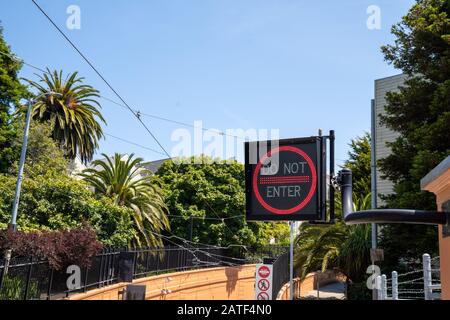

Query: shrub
[[0, 173, 135, 247], [0, 225, 103, 270], [0, 275, 39, 300], [347, 281, 372, 300]]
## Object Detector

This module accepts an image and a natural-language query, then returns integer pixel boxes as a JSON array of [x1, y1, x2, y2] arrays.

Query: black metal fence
[[271, 252, 291, 299], [0, 245, 283, 300]]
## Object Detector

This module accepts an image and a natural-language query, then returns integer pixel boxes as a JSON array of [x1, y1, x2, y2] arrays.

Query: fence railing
[[376, 253, 441, 300], [271, 252, 291, 299], [0, 244, 279, 300]]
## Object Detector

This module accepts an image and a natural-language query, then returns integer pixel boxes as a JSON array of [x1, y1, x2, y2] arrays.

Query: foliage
[[24, 69, 105, 164], [338, 218, 371, 282], [379, 223, 439, 272], [0, 117, 134, 247], [346, 282, 372, 301], [294, 134, 373, 288], [156, 156, 289, 247], [0, 275, 38, 300], [0, 25, 138, 250], [377, 0, 450, 270], [0, 225, 102, 270], [0, 25, 29, 173], [0, 172, 135, 248], [256, 221, 290, 246], [10, 120, 68, 178], [295, 218, 347, 278], [294, 194, 372, 284], [343, 133, 371, 196], [80, 153, 169, 248]]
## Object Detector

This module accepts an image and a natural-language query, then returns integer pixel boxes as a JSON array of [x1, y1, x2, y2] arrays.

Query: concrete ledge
[[420, 154, 450, 300], [67, 264, 257, 300], [276, 271, 346, 300], [421, 155, 450, 193]]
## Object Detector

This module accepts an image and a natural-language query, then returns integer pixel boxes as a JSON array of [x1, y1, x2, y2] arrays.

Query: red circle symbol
[[257, 292, 269, 300], [258, 266, 271, 278], [258, 279, 270, 291], [252, 146, 317, 215]]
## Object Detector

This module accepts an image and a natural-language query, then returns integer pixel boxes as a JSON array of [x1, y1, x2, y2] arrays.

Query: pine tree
[[344, 133, 371, 197], [378, 0, 450, 269]]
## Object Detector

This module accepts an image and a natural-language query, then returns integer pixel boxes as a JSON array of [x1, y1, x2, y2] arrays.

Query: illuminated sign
[[245, 137, 325, 221]]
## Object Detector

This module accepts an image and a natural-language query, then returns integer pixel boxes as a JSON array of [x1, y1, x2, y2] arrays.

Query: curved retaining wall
[[276, 275, 313, 300], [67, 264, 257, 300], [276, 272, 346, 300], [67, 265, 344, 300]]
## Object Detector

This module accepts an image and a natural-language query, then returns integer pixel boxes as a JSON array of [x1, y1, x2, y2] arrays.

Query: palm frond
[[80, 153, 170, 247], [24, 69, 105, 163]]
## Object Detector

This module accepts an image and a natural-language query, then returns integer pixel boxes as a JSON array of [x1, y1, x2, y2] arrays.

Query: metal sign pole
[[289, 221, 294, 301], [9, 99, 33, 231], [370, 100, 378, 300]]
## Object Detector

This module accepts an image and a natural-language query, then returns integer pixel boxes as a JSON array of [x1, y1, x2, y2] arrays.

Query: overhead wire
[[19, 1, 247, 237], [99, 95, 248, 140], [2, 47, 249, 257], [32, 0, 171, 159], [146, 229, 243, 266], [168, 214, 244, 221], [20, 1, 283, 260], [104, 133, 168, 156], [0, 49, 245, 140], [0, 48, 182, 159]]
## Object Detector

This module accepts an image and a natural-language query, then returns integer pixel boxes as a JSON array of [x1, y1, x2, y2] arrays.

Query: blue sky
[[0, 0, 414, 165]]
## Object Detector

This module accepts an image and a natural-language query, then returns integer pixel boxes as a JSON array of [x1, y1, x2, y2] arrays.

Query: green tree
[[294, 194, 372, 284], [294, 134, 373, 299], [156, 156, 289, 247], [0, 125, 134, 247], [0, 173, 135, 247], [0, 25, 28, 173], [80, 153, 169, 247], [344, 133, 371, 196], [24, 69, 105, 164], [11, 121, 68, 178], [257, 221, 290, 247], [377, 0, 450, 269]]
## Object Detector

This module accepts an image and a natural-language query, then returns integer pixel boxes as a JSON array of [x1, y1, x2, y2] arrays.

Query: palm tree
[[294, 193, 372, 283], [25, 69, 105, 163], [294, 219, 347, 279], [79, 153, 170, 247]]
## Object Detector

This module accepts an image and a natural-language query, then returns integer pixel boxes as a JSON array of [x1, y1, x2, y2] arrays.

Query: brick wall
[[66, 264, 346, 300], [422, 156, 450, 300], [276, 271, 346, 300], [67, 264, 257, 300]]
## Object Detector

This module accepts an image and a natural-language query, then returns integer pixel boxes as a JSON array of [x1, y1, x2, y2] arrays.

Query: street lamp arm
[[344, 209, 448, 226]]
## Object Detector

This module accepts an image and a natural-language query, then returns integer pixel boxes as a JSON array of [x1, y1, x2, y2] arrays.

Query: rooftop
[[421, 155, 450, 190]]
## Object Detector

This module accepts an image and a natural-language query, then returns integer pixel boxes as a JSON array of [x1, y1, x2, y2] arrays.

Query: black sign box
[[245, 137, 325, 221]]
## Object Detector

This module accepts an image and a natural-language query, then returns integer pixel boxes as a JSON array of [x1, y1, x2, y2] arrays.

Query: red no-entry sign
[[245, 137, 325, 221], [258, 265, 271, 278]]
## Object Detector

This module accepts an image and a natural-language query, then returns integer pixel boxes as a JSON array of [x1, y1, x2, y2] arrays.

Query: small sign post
[[255, 264, 274, 300], [289, 221, 294, 300]]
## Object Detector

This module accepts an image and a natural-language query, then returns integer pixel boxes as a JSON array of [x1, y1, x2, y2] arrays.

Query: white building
[[69, 154, 158, 180], [372, 73, 406, 206]]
